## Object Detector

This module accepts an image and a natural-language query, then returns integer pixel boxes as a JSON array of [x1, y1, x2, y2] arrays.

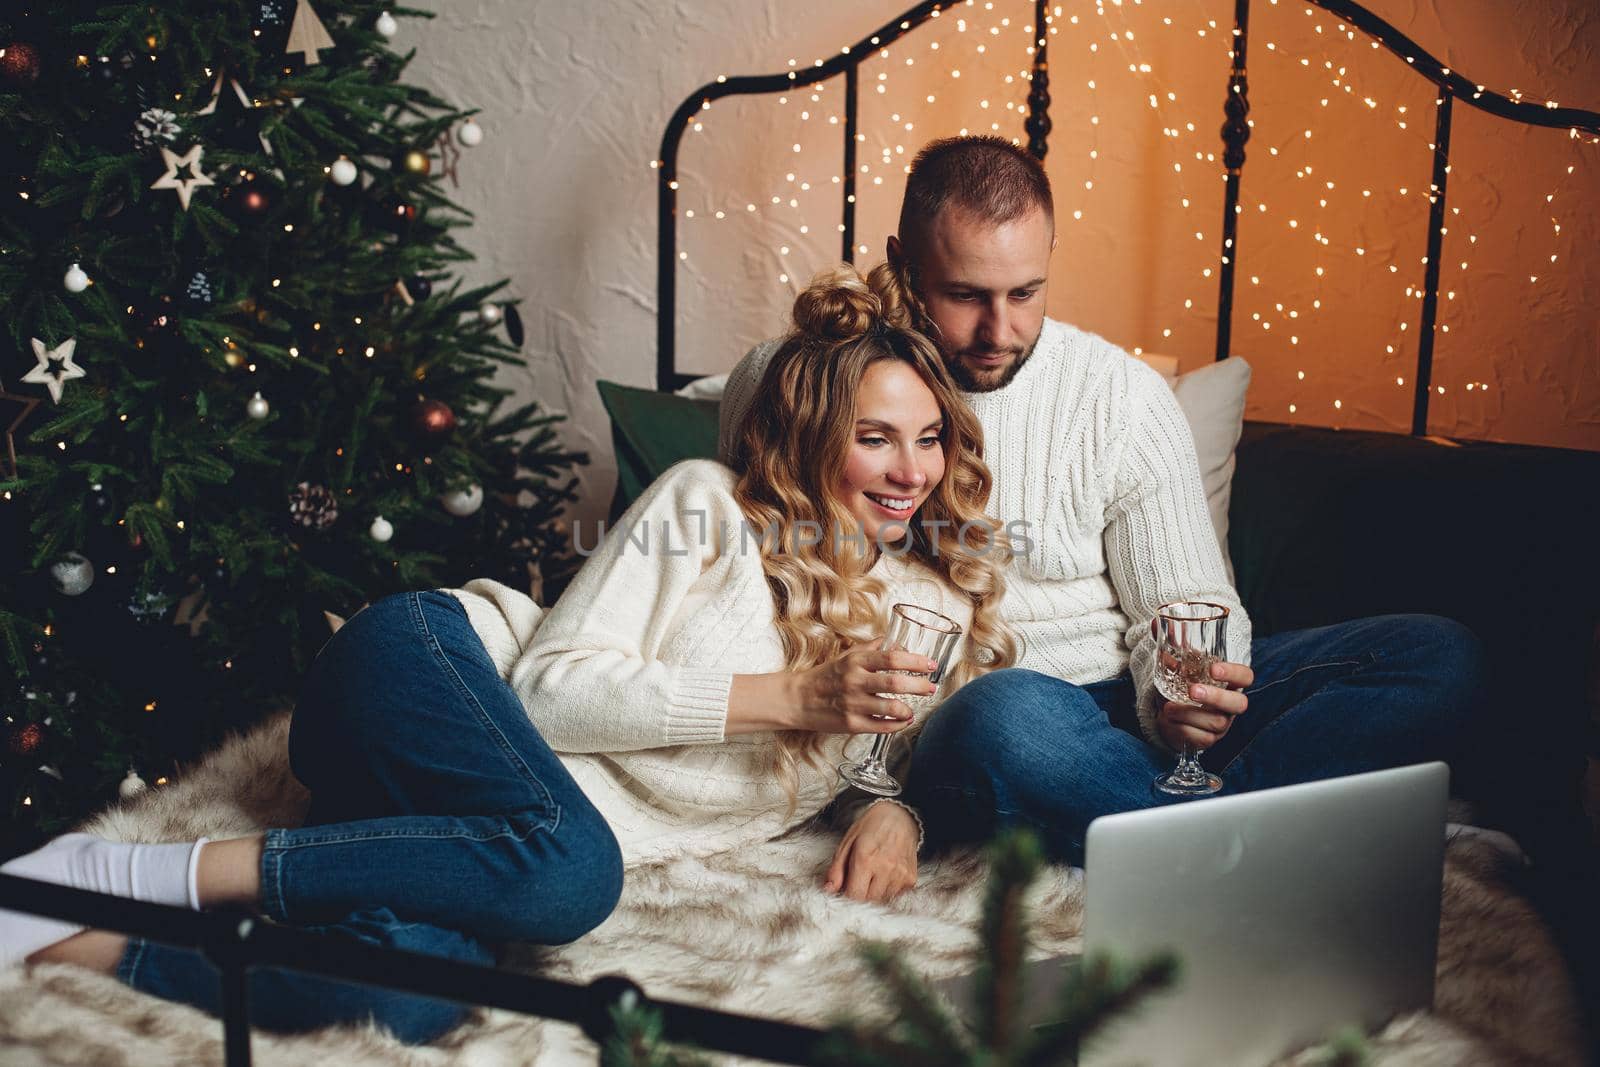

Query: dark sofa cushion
[[596, 380, 720, 522], [1229, 421, 1600, 823]]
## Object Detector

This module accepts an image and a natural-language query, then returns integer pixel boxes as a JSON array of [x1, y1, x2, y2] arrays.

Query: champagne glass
[[837, 603, 963, 797], [1152, 600, 1230, 797]]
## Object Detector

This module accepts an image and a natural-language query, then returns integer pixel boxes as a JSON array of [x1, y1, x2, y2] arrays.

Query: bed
[[2, 0, 1597, 1063]]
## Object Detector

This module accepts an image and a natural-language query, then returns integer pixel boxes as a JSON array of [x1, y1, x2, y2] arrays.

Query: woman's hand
[[729, 647, 938, 735], [823, 801, 919, 902], [789, 647, 939, 734]]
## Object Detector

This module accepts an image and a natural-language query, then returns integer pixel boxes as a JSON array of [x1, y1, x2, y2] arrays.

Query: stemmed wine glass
[[837, 603, 963, 797], [1152, 600, 1230, 797]]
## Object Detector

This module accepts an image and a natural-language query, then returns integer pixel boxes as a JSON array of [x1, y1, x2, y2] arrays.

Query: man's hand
[[1155, 658, 1253, 752], [823, 801, 919, 903]]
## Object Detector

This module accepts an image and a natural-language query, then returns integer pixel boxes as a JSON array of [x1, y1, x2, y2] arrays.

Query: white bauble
[[369, 515, 394, 542], [246, 391, 270, 420], [374, 10, 398, 38], [48, 552, 95, 596], [440, 484, 483, 517], [119, 770, 148, 799], [64, 263, 90, 293], [456, 119, 484, 148], [478, 302, 503, 324], [329, 157, 358, 186]]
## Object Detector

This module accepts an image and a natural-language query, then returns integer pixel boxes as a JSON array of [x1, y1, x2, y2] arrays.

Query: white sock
[[0, 833, 208, 968]]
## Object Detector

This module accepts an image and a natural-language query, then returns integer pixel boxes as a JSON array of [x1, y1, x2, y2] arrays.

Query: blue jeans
[[904, 614, 1486, 866], [116, 591, 624, 1043]]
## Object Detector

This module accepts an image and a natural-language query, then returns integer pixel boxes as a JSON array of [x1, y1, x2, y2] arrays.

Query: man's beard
[[945, 341, 1035, 393]]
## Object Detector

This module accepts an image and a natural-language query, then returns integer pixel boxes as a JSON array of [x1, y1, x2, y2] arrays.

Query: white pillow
[[1138, 354, 1252, 584], [675, 373, 728, 401]]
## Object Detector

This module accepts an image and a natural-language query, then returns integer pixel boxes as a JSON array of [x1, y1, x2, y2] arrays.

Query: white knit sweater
[[718, 318, 1251, 744], [449, 459, 972, 867]]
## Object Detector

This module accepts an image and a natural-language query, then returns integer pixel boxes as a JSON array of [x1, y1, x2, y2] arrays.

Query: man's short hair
[[897, 136, 1054, 249]]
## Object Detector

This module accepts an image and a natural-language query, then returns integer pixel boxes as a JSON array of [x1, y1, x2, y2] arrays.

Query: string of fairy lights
[[659, 0, 1594, 430]]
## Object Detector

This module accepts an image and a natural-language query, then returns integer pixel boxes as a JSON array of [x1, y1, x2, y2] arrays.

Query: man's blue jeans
[[904, 614, 1486, 866], [114, 591, 624, 1043]]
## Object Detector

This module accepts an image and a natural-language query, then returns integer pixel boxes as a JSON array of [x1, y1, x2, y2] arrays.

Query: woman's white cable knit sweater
[[718, 318, 1251, 744], [447, 459, 972, 867]]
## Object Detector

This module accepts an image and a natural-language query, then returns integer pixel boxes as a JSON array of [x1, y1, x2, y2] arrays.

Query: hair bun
[[791, 265, 883, 342]]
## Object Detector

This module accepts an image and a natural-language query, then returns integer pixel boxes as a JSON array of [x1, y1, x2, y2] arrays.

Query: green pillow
[[596, 380, 721, 521]]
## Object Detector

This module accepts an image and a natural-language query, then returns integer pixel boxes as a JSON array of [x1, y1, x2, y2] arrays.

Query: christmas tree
[[0, 2, 585, 851]]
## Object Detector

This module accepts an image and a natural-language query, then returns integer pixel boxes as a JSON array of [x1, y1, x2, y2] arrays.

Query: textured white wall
[[407, 0, 1600, 527]]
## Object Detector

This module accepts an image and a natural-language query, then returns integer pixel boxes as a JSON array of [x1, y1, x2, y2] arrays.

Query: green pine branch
[[599, 997, 714, 1067], [821, 831, 1179, 1067]]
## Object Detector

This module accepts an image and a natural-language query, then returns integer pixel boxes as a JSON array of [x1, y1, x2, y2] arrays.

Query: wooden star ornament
[[0, 377, 41, 481], [434, 129, 462, 188], [150, 144, 216, 211], [22, 338, 86, 404]]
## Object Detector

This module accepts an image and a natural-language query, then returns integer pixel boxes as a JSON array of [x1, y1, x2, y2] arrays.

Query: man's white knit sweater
[[448, 459, 972, 867], [718, 318, 1251, 744]]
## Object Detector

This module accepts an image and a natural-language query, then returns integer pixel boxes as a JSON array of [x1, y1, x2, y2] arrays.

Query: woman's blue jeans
[[114, 591, 624, 1043], [904, 613, 1486, 866]]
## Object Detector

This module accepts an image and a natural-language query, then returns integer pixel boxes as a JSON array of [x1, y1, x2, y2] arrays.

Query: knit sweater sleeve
[[1104, 360, 1253, 748], [506, 459, 746, 753]]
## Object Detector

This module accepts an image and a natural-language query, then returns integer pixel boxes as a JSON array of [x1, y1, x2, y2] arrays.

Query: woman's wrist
[[868, 797, 926, 850], [727, 672, 803, 734]]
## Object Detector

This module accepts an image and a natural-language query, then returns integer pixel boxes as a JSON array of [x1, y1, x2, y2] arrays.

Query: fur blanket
[[0, 714, 1586, 1067]]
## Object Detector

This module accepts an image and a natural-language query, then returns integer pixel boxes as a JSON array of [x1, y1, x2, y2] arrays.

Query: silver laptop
[[936, 762, 1448, 1067]]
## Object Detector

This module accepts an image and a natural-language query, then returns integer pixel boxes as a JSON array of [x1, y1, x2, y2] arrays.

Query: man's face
[[905, 205, 1055, 393]]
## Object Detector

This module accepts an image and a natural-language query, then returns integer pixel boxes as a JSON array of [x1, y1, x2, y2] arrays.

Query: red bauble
[[412, 398, 457, 437], [380, 195, 417, 229], [7, 722, 43, 755], [0, 43, 43, 88], [235, 181, 271, 216]]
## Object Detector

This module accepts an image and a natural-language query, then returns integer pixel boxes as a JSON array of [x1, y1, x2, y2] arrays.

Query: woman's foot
[[0, 833, 207, 968]]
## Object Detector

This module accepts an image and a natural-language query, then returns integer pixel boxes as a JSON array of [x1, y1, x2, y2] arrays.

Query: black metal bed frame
[[4, 3, 1598, 1066], [0, 872, 824, 1066], [656, 0, 1600, 437]]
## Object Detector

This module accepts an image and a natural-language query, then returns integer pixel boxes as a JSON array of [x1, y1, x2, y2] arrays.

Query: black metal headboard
[[656, 0, 1600, 437]]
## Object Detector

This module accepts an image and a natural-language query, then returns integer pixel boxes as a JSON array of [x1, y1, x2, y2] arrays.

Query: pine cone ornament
[[126, 589, 173, 623], [288, 481, 339, 529], [133, 107, 181, 150], [256, 0, 292, 27], [182, 269, 215, 308]]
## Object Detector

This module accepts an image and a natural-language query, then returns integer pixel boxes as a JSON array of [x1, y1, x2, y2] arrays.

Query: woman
[[0, 264, 1014, 1041]]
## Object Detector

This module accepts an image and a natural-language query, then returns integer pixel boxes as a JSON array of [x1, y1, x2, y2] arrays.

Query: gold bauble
[[402, 150, 431, 176]]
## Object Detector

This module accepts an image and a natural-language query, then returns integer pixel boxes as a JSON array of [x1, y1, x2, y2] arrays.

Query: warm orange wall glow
[[1029, 0, 1600, 451], [676, 1, 1599, 451]]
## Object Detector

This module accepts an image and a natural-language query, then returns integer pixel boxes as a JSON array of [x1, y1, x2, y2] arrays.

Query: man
[[719, 136, 1484, 902]]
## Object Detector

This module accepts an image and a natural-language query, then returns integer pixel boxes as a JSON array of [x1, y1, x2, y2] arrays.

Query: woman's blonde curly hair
[[729, 262, 1018, 807]]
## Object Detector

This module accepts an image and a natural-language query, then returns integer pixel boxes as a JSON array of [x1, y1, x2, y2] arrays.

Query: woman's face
[[837, 359, 946, 546]]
